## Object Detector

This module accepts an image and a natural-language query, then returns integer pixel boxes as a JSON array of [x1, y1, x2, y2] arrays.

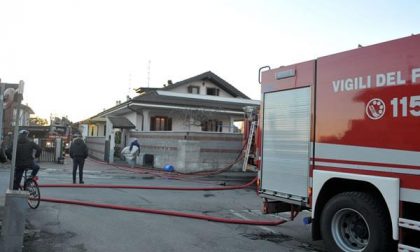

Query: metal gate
[[36, 138, 63, 162]]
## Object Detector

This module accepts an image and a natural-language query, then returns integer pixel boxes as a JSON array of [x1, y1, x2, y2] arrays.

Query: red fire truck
[[257, 35, 420, 251]]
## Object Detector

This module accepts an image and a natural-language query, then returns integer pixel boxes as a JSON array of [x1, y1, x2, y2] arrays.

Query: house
[[20, 104, 34, 126], [1, 83, 34, 137], [2, 102, 34, 138], [81, 71, 259, 172]]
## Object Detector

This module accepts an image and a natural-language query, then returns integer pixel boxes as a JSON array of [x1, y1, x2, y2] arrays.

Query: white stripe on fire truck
[[400, 188, 420, 204], [315, 143, 420, 167], [314, 161, 420, 176]]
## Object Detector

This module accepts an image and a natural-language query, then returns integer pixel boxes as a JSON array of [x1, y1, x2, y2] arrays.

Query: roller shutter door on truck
[[261, 87, 311, 202]]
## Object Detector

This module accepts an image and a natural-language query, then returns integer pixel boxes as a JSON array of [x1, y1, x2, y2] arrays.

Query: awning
[[108, 116, 135, 129]]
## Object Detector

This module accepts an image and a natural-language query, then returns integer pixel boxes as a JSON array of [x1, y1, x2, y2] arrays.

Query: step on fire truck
[[256, 35, 420, 251]]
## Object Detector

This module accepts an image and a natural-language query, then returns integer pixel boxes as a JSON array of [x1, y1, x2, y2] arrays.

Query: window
[[188, 86, 200, 94], [201, 120, 223, 132], [206, 87, 219, 96], [89, 125, 97, 136], [150, 116, 172, 131]]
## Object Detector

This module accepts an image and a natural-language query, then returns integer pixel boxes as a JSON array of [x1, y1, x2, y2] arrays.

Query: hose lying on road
[[39, 176, 257, 190], [39, 177, 289, 226], [41, 197, 287, 226]]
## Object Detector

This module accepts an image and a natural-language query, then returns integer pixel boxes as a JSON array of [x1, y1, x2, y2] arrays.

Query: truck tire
[[320, 191, 393, 252]]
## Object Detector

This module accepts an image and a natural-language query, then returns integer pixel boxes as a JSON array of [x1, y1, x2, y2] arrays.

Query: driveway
[[16, 159, 324, 252]]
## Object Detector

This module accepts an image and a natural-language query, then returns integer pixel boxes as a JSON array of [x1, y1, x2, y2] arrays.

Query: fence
[[36, 138, 60, 162]]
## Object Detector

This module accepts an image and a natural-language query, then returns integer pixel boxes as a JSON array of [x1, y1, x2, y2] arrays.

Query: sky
[[1, 0, 419, 122]]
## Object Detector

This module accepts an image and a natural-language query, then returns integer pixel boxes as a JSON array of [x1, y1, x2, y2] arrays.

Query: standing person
[[6, 130, 42, 190], [69, 133, 88, 184], [121, 138, 140, 168]]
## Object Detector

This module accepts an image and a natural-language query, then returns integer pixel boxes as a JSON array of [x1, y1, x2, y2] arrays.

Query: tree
[[29, 116, 49, 126]]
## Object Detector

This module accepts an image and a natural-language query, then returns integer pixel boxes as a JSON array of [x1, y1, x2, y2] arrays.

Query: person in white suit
[[121, 139, 140, 168]]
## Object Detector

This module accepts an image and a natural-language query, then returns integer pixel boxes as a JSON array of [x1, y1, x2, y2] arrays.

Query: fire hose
[[39, 129, 289, 226], [39, 176, 289, 226], [40, 197, 287, 226], [39, 176, 257, 190]]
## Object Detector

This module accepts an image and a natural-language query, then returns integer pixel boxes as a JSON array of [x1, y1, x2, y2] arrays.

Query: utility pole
[[8, 81, 24, 190], [1, 80, 28, 252]]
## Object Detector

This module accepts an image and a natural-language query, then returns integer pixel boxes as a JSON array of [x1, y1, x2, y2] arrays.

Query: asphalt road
[[3, 159, 325, 252]]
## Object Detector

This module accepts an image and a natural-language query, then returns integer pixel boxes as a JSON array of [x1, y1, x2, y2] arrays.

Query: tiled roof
[[86, 72, 257, 121], [163, 71, 249, 99], [132, 91, 256, 111], [108, 116, 135, 129]]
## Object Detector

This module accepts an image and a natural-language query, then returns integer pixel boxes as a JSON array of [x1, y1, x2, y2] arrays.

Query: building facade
[[81, 71, 259, 172]]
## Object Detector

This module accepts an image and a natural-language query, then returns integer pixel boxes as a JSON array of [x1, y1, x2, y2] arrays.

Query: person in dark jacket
[[69, 133, 88, 184], [6, 130, 42, 190]]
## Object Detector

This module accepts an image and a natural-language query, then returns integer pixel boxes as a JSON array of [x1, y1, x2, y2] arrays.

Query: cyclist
[[6, 130, 42, 190]]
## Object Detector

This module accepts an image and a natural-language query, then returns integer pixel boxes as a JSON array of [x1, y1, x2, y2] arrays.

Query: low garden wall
[[128, 131, 243, 173]]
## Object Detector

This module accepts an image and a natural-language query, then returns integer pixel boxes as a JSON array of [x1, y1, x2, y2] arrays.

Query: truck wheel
[[320, 191, 393, 252]]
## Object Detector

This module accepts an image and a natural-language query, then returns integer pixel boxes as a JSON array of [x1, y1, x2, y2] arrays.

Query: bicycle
[[20, 168, 41, 209]]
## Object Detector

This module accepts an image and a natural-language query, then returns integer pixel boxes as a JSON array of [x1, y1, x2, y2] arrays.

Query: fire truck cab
[[257, 35, 420, 251]]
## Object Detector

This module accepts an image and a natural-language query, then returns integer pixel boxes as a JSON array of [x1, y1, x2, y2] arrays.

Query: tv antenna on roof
[[147, 60, 151, 87], [128, 73, 132, 98]]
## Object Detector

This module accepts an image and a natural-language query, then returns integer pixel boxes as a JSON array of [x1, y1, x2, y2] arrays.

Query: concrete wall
[[86, 136, 106, 161], [128, 131, 243, 173]]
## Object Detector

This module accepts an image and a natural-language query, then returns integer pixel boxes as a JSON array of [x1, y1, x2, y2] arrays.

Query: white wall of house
[[145, 109, 239, 133], [136, 113, 143, 131], [169, 80, 233, 98], [97, 108, 243, 135], [106, 118, 114, 163], [97, 124, 106, 137], [19, 111, 30, 126], [79, 124, 89, 139], [125, 111, 138, 130], [171, 112, 190, 131], [142, 109, 150, 132]]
